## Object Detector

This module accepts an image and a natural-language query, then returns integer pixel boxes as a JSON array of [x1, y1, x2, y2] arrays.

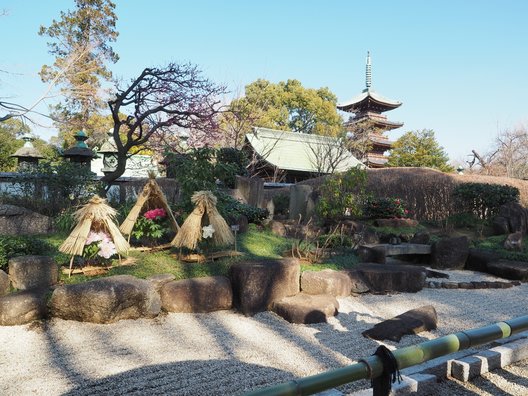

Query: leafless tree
[[102, 62, 226, 184], [469, 125, 528, 179], [306, 135, 353, 176]]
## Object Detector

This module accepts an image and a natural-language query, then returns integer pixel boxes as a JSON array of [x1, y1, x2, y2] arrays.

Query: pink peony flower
[[86, 231, 106, 245], [144, 208, 167, 220]]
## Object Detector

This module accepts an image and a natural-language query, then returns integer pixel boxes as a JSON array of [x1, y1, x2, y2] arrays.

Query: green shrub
[[167, 148, 239, 211], [6, 161, 100, 216], [217, 147, 248, 188], [363, 196, 410, 219], [0, 235, 54, 270], [216, 192, 269, 224], [315, 166, 368, 222], [272, 192, 290, 216], [452, 183, 519, 219]]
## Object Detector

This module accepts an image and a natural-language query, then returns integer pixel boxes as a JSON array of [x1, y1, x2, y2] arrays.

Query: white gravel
[[1, 270, 527, 396]]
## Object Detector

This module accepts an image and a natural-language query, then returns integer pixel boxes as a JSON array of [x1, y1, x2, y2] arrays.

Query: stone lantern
[[98, 129, 119, 175], [62, 130, 95, 166], [10, 133, 44, 170]]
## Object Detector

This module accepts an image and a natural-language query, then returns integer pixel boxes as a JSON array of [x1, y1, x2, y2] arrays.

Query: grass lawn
[[40, 224, 360, 285]]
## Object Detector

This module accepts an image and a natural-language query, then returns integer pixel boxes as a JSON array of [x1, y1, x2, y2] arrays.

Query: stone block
[[0, 204, 53, 235], [390, 373, 437, 396], [147, 273, 176, 293], [229, 258, 300, 316], [486, 260, 528, 281], [272, 293, 339, 324], [358, 245, 386, 263], [357, 263, 426, 293], [8, 255, 58, 290], [0, 288, 48, 326], [465, 248, 501, 272], [341, 269, 370, 294], [450, 351, 502, 381], [430, 236, 469, 269], [0, 269, 9, 296], [49, 275, 161, 323], [301, 269, 352, 297], [161, 276, 232, 313], [288, 185, 313, 222], [362, 305, 437, 342]]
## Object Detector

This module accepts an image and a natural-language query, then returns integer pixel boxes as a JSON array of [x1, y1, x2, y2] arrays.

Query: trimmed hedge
[[452, 183, 519, 219]]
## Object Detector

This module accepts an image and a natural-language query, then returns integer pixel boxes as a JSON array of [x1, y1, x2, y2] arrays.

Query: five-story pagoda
[[338, 52, 403, 167]]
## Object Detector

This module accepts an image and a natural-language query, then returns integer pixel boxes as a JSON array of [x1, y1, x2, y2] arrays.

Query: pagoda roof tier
[[367, 153, 389, 167], [345, 114, 404, 130], [369, 134, 394, 147], [338, 89, 402, 113]]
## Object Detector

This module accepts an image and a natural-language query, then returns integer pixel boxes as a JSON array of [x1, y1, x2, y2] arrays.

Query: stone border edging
[[338, 331, 528, 396], [425, 280, 521, 289]]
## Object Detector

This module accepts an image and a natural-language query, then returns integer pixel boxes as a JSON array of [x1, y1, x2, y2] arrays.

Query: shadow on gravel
[[60, 359, 293, 396]]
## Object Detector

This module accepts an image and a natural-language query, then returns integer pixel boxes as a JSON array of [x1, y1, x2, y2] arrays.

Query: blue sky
[[1, 0, 527, 164]]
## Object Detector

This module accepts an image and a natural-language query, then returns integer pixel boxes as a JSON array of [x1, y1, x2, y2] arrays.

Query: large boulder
[[301, 269, 352, 297], [161, 276, 232, 313], [362, 305, 438, 342], [358, 245, 386, 264], [147, 273, 176, 293], [0, 288, 48, 326], [272, 293, 339, 324], [430, 236, 469, 269], [0, 204, 53, 235], [229, 258, 300, 316], [492, 202, 528, 235], [8, 255, 58, 290], [486, 260, 528, 281], [0, 269, 9, 296], [465, 249, 501, 272], [341, 269, 370, 294], [357, 263, 426, 293], [288, 185, 314, 222], [49, 275, 161, 323]]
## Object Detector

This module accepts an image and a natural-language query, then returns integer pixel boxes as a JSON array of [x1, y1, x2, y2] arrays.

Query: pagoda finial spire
[[365, 51, 372, 90]]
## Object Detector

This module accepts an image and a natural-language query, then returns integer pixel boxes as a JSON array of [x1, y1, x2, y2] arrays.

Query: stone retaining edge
[[328, 330, 528, 396]]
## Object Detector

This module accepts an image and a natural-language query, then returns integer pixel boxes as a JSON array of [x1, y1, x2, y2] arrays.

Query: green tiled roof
[[245, 127, 363, 173]]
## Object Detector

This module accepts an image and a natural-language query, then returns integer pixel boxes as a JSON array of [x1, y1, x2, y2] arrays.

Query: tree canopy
[[102, 62, 225, 184], [388, 129, 454, 172], [39, 0, 119, 146], [226, 79, 343, 138]]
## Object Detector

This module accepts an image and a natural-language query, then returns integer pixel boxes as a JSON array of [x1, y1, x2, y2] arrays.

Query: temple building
[[337, 52, 403, 167]]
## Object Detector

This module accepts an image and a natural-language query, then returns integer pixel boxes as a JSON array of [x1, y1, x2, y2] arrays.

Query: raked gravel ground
[[1, 269, 527, 396]]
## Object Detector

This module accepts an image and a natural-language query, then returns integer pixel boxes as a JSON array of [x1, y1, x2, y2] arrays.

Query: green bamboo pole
[[245, 315, 528, 396]]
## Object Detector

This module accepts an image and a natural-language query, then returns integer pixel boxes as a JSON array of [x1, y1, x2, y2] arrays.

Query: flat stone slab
[[373, 243, 431, 256], [272, 293, 339, 324], [362, 305, 437, 342], [357, 263, 426, 293], [486, 260, 528, 281]]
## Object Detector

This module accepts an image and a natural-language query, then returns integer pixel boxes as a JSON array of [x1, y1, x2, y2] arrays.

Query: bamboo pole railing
[[245, 315, 528, 396]]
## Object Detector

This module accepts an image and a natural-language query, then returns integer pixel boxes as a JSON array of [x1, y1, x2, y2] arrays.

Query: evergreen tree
[[388, 129, 454, 172], [39, 0, 119, 147]]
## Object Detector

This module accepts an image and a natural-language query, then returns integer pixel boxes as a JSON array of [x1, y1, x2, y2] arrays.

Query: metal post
[[244, 315, 528, 396]]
